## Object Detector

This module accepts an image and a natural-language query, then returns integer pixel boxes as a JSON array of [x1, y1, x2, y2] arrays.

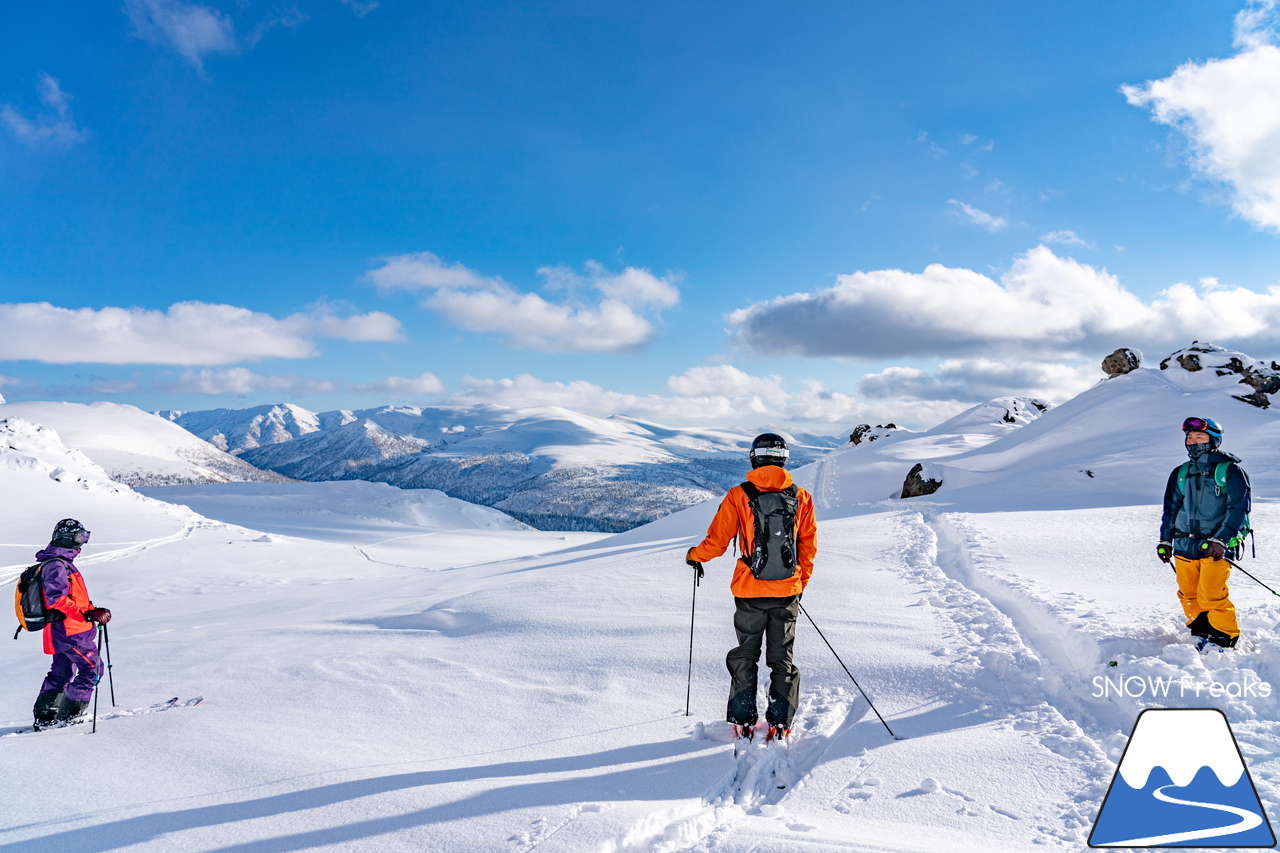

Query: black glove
[[1201, 539, 1227, 561], [1156, 541, 1173, 564], [84, 608, 111, 625], [685, 548, 704, 582]]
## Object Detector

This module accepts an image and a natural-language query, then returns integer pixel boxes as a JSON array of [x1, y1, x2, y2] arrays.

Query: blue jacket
[[1160, 451, 1251, 559]]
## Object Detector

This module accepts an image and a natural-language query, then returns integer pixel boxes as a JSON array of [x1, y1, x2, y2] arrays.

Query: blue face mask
[[1186, 441, 1211, 460]]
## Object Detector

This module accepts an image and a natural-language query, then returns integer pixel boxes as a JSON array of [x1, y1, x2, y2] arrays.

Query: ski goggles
[[751, 447, 789, 459], [71, 529, 90, 545], [1182, 417, 1211, 432]]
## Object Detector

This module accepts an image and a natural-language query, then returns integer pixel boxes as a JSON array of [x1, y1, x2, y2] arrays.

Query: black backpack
[[741, 482, 800, 580], [12, 559, 62, 640]]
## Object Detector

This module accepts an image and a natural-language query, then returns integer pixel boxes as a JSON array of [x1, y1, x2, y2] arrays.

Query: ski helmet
[[1182, 416, 1223, 451], [51, 518, 90, 547], [750, 433, 789, 469]]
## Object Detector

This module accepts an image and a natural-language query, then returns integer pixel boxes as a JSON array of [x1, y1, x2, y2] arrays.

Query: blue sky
[[4, 0, 1280, 430]]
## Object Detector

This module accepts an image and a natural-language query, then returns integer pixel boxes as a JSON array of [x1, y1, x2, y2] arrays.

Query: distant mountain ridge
[[161, 403, 846, 531]]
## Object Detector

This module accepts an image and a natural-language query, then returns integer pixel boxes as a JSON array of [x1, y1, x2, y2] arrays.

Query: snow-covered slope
[[0, 416, 197, 572], [1, 402, 290, 487], [6, 344, 1280, 851], [795, 348, 1280, 511], [169, 403, 843, 531]]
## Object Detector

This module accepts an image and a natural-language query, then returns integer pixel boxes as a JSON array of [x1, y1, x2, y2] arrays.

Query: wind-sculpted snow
[[2, 401, 290, 486]]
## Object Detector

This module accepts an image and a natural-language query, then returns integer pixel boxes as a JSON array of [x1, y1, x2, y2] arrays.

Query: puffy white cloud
[[1123, 1, 1280, 231], [365, 252, 680, 354], [857, 359, 1095, 403], [125, 0, 238, 73], [1, 73, 87, 149], [350, 372, 445, 395], [0, 301, 403, 365], [158, 368, 338, 395], [730, 245, 1280, 360], [666, 365, 787, 404], [947, 200, 1007, 232]]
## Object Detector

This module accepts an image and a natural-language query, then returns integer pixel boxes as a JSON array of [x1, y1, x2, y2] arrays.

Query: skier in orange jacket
[[686, 433, 817, 740]]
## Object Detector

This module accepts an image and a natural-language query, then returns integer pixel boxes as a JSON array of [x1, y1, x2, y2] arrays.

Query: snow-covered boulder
[[849, 423, 899, 445], [899, 462, 943, 498], [1158, 342, 1280, 408], [1101, 347, 1142, 377]]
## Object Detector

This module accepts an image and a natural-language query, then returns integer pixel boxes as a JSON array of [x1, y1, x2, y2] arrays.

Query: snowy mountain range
[[158, 403, 849, 531]]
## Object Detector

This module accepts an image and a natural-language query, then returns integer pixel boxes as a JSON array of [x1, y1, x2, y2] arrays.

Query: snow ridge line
[[894, 509, 1114, 846]]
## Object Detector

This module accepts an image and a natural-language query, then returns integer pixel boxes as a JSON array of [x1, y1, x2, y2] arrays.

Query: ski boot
[[54, 695, 90, 725], [766, 724, 790, 743], [33, 690, 63, 731]]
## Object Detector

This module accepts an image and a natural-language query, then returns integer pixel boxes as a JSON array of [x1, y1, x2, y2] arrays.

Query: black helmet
[[51, 518, 90, 548], [750, 433, 789, 469]]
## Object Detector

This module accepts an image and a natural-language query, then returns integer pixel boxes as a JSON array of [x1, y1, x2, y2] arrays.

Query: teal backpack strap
[[1176, 462, 1190, 495], [1214, 461, 1231, 496]]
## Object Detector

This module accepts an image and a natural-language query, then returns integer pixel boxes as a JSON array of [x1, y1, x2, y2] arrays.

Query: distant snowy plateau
[[159, 403, 851, 531], [3, 342, 1280, 852]]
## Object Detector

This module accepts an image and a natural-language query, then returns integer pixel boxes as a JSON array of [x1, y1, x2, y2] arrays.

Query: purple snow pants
[[41, 627, 101, 702]]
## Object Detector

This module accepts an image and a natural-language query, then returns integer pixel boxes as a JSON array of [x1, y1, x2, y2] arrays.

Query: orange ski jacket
[[688, 465, 817, 598]]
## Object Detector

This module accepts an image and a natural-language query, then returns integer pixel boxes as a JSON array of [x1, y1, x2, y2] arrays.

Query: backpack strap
[[1214, 461, 1231, 496], [740, 481, 759, 500], [1176, 462, 1190, 495]]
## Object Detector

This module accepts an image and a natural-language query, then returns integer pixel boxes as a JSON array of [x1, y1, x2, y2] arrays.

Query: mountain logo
[[1089, 708, 1275, 847]]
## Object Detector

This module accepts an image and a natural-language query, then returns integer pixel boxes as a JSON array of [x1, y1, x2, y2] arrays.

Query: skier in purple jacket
[[32, 519, 111, 730]]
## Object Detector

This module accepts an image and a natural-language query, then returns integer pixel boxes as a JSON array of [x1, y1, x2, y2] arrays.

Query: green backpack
[[1175, 461, 1252, 550]]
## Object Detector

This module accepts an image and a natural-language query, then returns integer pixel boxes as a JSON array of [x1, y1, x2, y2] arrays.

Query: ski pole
[[798, 601, 901, 740], [92, 627, 103, 734], [1225, 557, 1280, 598], [103, 623, 116, 706], [685, 562, 703, 716]]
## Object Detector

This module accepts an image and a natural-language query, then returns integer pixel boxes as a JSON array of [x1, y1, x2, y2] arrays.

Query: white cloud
[[729, 244, 1280, 360], [0, 302, 403, 365], [350, 372, 445, 395], [365, 252, 680, 354], [1040, 230, 1092, 248], [125, 0, 238, 73], [339, 0, 379, 15], [1, 73, 87, 149], [450, 371, 885, 431], [246, 7, 308, 48], [158, 368, 338, 395], [947, 200, 1007, 232], [857, 359, 1095, 403], [1123, 1, 1280, 231], [666, 365, 787, 404]]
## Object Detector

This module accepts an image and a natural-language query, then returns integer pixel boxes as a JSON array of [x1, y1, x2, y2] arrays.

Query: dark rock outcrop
[[1101, 348, 1142, 377], [900, 463, 942, 499], [1160, 342, 1280, 409], [849, 423, 897, 445]]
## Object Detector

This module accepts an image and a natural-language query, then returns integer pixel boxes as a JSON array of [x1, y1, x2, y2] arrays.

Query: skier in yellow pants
[[1157, 417, 1250, 651]]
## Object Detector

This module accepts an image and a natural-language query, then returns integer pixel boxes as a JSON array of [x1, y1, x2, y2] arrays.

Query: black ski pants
[[726, 595, 800, 728]]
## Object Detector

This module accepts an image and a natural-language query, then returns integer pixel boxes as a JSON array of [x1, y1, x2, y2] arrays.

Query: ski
[[1, 696, 203, 737]]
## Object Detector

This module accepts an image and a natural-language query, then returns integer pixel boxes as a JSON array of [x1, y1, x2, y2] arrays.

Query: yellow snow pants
[[1174, 556, 1240, 638]]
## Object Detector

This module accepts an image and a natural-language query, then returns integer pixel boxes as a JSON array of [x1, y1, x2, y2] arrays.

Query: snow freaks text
[[1091, 675, 1272, 700]]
